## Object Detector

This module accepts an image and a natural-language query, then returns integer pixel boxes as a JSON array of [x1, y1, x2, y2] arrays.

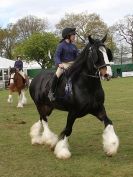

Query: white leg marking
[[103, 125, 119, 156], [7, 94, 13, 103], [30, 120, 43, 145], [54, 136, 71, 159], [41, 120, 58, 148], [17, 94, 23, 108], [21, 90, 27, 105]]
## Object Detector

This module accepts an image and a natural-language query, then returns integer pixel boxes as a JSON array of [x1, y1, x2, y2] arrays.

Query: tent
[[23, 61, 41, 69], [0, 57, 41, 69], [0, 57, 15, 69]]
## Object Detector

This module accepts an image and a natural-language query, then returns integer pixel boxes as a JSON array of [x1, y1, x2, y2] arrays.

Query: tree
[[13, 15, 48, 41], [114, 43, 131, 64], [0, 15, 48, 59], [0, 28, 5, 56], [0, 24, 17, 59], [55, 12, 115, 50], [113, 15, 133, 63], [15, 32, 59, 68]]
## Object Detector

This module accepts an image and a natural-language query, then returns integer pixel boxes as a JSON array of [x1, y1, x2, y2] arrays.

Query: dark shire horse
[[7, 67, 27, 108], [29, 35, 119, 159]]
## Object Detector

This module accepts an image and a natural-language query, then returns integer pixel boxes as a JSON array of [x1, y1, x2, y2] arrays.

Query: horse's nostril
[[104, 74, 111, 81], [104, 74, 108, 78]]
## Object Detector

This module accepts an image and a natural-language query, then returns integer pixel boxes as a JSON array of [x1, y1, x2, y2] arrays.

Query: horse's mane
[[67, 43, 91, 79]]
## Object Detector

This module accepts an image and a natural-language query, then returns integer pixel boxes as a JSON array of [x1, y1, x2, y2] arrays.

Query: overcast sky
[[0, 0, 133, 29]]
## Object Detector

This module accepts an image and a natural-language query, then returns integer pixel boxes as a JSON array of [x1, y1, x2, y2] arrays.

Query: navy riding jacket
[[54, 40, 78, 65], [14, 60, 23, 70]]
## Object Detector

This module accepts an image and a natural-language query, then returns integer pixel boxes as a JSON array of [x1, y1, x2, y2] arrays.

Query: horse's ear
[[101, 34, 107, 43], [88, 35, 95, 44], [106, 48, 113, 61]]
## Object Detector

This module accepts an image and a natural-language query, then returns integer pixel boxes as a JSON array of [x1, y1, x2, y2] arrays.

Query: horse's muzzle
[[99, 67, 111, 81], [104, 73, 111, 81]]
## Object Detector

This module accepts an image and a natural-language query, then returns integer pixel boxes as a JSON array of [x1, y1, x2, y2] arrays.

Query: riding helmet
[[62, 27, 76, 39]]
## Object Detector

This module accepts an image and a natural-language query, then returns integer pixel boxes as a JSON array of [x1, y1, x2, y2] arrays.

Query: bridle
[[83, 45, 110, 79], [83, 71, 100, 79]]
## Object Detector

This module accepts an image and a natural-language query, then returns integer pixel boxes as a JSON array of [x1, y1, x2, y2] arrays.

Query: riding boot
[[48, 75, 59, 101]]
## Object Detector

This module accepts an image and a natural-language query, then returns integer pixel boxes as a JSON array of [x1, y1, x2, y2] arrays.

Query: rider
[[48, 27, 79, 101], [14, 55, 25, 79]]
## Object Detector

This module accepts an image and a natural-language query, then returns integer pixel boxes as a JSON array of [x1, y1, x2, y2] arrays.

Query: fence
[[111, 64, 133, 77], [27, 68, 55, 78], [27, 64, 133, 79]]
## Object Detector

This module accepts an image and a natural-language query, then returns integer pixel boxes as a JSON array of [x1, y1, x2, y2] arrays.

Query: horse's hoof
[[22, 98, 27, 105], [17, 104, 23, 108], [7, 99, 13, 103], [54, 149, 71, 159], [54, 137, 71, 159]]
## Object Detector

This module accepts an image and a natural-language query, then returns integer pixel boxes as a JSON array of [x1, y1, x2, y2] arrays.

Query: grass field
[[0, 77, 133, 177]]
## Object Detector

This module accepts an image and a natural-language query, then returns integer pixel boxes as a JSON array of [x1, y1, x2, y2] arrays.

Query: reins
[[82, 72, 100, 79]]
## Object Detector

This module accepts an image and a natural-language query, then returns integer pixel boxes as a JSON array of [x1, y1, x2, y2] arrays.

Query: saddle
[[47, 73, 73, 100]]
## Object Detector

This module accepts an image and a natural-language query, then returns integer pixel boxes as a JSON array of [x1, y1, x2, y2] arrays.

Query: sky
[[0, 0, 133, 29]]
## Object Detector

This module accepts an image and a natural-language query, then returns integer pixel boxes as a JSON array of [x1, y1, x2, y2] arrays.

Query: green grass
[[0, 77, 133, 177]]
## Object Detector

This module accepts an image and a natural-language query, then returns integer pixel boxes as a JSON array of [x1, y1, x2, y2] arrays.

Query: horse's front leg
[[7, 90, 13, 103], [54, 112, 76, 159], [17, 91, 23, 108], [21, 89, 27, 105], [95, 106, 119, 156]]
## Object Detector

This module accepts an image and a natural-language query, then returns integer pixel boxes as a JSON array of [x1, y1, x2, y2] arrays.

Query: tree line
[[0, 13, 133, 68]]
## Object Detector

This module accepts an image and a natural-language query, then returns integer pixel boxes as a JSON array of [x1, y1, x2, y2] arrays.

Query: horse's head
[[9, 67, 17, 75], [87, 34, 113, 80]]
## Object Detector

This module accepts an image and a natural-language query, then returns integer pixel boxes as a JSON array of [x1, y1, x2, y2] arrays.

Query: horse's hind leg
[[41, 118, 58, 149], [30, 104, 58, 148], [17, 92, 23, 108], [54, 112, 76, 159], [17, 90, 27, 107], [30, 118, 43, 145], [21, 89, 27, 105], [94, 106, 119, 156]]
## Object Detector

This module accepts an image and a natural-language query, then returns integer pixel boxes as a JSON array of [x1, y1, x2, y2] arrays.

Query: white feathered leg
[[7, 94, 13, 103], [41, 120, 58, 148], [21, 89, 27, 105], [8, 74, 14, 103], [103, 124, 119, 156], [54, 136, 71, 159], [30, 120, 43, 145], [17, 93, 23, 108]]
